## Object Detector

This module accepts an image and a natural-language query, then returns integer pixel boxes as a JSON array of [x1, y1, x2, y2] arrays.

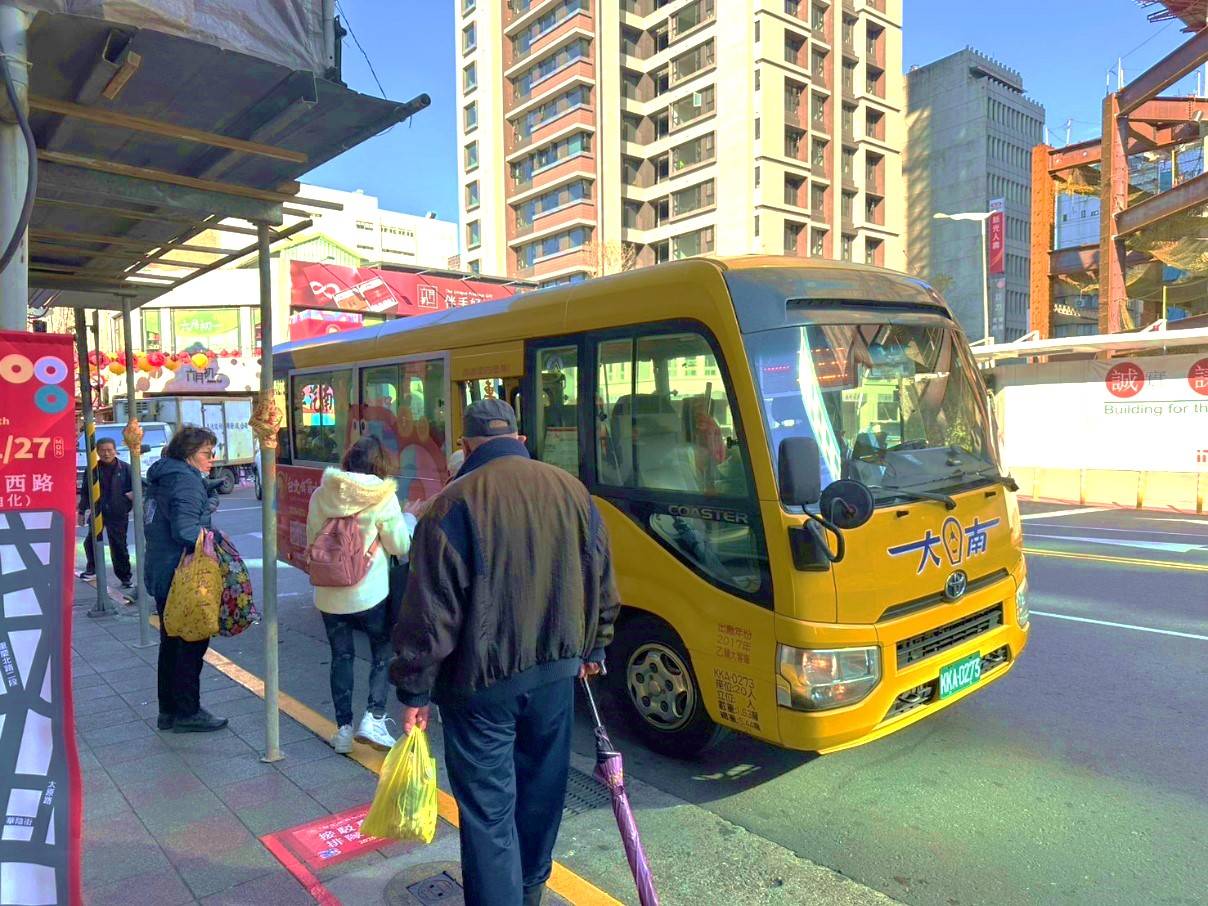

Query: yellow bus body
[[274, 256, 1029, 755]]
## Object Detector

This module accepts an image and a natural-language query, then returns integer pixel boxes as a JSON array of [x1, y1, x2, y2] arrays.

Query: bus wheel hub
[[627, 644, 693, 730]]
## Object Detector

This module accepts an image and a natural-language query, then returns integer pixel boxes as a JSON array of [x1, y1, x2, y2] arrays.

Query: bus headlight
[[776, 645, 880, 711], [1016, 578, 1030, 627]]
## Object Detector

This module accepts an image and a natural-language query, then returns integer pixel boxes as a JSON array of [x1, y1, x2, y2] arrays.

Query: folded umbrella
[[580, 678, 660, 906]]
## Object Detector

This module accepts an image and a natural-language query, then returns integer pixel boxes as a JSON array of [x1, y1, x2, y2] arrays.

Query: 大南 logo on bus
[[887, 515, 1000, 575], [667, 504, 749, 525]]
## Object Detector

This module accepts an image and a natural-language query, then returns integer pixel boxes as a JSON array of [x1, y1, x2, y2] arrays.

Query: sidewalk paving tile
[[199, 869, 315, 906], [276, 752, 373, 791], [278, 735, 338, 765], [132, 788, 229, 838], [85, 866, 196, 906], [173, 840, 281, 899], [90, 733, 174, 766], [81, 716, 154, 748]]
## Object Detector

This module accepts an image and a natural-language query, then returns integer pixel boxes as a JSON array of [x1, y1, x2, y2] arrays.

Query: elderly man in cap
[[391, 398, 619, 906]]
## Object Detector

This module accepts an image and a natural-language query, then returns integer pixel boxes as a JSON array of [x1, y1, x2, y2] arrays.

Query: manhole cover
[[384, 863, 463, 906], [562, 767, 611, 817], [409, 872, 462, 904]]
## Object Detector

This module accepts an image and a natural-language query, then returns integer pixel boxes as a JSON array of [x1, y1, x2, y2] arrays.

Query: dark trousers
[[441, 677, 574, 906], [84, 514, 131, 583], [155, 596, 210, 717], [321, 599, 393, 728]]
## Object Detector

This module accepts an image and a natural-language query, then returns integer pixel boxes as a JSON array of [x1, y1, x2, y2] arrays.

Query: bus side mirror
[[778, 437, 822, 507]]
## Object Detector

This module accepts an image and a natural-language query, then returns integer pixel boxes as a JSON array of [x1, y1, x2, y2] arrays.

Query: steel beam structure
[[1118, 27, 1208, 115], [1030, 144, 1056, 337], [1099, 93, 1129, 334], [1116, 169, 1208, 236]]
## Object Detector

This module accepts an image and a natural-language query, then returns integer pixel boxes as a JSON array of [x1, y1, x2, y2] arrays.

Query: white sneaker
[[330, 724, 354, 754], [354, 711, 397, 750]]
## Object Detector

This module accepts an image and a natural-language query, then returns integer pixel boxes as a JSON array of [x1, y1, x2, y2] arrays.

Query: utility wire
[[335, 0, 387, 98]]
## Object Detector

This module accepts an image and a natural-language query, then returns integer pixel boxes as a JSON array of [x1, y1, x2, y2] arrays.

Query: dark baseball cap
[[463, 398, 518, 438]]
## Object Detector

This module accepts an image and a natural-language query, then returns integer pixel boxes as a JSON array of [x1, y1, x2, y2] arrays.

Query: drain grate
[[562, 767, 611, 817]]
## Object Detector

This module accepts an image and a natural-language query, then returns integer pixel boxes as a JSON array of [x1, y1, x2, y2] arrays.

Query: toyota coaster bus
[[272, 257, 1029, 756]]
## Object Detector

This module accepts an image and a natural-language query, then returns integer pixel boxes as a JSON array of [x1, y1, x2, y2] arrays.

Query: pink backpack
[[305, 513, 381, 588]]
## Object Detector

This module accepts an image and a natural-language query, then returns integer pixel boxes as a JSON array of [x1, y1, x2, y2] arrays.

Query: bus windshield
[[745, 317, 1000, 505]]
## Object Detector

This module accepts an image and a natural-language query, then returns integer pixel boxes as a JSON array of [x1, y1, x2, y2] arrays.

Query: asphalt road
[[108, 489, 1207, 906]]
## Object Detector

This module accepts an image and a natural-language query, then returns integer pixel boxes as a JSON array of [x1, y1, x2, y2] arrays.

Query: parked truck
[[115, 394, 260, 497]]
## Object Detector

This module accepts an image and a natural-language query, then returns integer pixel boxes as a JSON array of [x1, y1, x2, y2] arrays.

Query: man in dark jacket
[[77, 437, 134, 587], [391, 398, 620, 906]]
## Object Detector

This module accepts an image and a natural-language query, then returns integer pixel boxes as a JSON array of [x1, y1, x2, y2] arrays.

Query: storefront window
[[142, 310, 162, 352]]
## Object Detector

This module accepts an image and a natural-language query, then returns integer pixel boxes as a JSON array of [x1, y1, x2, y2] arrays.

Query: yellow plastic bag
[[164, 530, 222, 642], [361, 727, 438, 844]]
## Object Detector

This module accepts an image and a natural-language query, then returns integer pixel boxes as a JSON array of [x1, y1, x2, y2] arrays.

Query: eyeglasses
[[197, 449, 216, 460]]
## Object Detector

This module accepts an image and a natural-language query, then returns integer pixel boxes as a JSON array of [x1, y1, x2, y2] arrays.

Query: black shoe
[[522, 883, 546, 906], [78, 570, 95, 580], [157, 712, 174, 730], [120, 579, 134, 590], [172, 709, 228, 733]]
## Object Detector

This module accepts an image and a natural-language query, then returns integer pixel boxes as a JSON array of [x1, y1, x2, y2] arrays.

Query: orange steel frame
[[1029, 24, 1208, 337]]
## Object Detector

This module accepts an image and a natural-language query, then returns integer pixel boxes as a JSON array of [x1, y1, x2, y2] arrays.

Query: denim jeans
[[321, 598, 393, 728]]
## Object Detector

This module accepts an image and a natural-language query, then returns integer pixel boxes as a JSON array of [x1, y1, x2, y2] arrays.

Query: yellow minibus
[[273, 257, 1029, 756]]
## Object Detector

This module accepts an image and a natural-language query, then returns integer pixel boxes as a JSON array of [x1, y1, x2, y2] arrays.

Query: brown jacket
[[390, 438, 619, 707]]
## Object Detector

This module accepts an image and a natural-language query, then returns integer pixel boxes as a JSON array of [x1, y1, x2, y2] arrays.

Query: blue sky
[[305, 0, 1200, 220]]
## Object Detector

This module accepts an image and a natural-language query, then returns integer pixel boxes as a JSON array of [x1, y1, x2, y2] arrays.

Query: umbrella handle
[[579, 677, 606, 732]]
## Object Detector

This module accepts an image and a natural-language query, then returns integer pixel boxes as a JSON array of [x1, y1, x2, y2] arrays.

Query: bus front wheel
[[604, 615, 726, 758]]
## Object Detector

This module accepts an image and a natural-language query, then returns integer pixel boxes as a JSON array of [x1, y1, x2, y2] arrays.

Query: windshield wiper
[[876, 487, 957, 509]]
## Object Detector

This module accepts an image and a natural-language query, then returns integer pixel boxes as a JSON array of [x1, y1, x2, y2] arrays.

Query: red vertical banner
[[0, 331, 82, 905], [988, 197, 1006, 276]]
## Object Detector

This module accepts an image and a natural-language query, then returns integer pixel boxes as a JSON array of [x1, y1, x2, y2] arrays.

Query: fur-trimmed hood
[[309, 468, 398, 519]]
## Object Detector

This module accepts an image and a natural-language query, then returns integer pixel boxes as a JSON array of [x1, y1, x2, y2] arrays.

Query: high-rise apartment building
[[457, 0, 906, 288], [905, 48, 1044, 341]]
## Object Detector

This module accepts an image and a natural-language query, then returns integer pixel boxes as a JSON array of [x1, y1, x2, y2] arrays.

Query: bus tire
[[215, 467, 237, 495], [603, 614, 727, 758]]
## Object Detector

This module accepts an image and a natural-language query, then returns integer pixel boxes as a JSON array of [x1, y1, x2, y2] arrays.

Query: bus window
[[534, 346, 579, 475], [359, 358, 449, 503], [595, 329, 762, 595], [290, 369, 353, 464], [599, 332, 749, 497], [462, 378, 505, 407]]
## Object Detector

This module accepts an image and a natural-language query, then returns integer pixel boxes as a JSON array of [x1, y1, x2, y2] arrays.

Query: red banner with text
[[988, 198, 1005, 276], [289, 260, 515, 319], [0, 331, 83, 905]]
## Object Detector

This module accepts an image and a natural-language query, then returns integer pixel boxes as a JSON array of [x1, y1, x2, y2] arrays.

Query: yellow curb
[[192, 638, 621, 905], [1023, 547, 1208, 573]]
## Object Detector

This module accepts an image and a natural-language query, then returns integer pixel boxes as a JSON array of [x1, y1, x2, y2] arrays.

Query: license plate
[[938, 652, 982, 699]]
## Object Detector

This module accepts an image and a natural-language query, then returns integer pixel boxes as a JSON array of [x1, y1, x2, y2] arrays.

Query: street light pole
[[979, 216, 990, 344]]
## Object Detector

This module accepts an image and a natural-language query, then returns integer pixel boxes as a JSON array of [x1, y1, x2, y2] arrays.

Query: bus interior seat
[[610, 394, 700, 492]]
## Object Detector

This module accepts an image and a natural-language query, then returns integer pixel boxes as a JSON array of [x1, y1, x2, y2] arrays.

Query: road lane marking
[[1023, 547, 1208, 573], [1032, 610, 1208, 642], [196, 644, 622, 906], [1025, 533, 1208, 554], [1027, 524, 1208, 539], [1020, 507, 1105, 521]]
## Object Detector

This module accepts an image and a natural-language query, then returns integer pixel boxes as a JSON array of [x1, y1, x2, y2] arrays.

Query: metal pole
[[121, 298, 152, 646], [980, 217, 991, 343], [257, 222, 282, 762], [74, 309, 110, 617], [0, 4, 29, 332]]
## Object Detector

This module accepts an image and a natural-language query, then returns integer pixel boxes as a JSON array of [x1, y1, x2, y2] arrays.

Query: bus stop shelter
[[0, 6, 429, 761]]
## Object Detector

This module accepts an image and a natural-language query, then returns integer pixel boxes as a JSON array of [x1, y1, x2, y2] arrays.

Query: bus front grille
[[895, 604, 1003, 670]]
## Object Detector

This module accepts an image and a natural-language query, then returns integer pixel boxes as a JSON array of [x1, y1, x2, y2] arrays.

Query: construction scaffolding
[[1030, 3, 1208, 338]]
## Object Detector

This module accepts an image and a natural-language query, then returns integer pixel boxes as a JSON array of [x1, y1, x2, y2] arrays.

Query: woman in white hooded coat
[[306, 436, 414, 753]]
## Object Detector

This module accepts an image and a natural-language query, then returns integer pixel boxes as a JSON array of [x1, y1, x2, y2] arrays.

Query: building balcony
[[512, 58, 595, 107], [504, 15, 593, 74], [508, 106, 596, 156], [510, 202, 596, 243]]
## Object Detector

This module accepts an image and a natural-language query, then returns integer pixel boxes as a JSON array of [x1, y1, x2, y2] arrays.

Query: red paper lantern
[[147, 351, 166, 368]]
